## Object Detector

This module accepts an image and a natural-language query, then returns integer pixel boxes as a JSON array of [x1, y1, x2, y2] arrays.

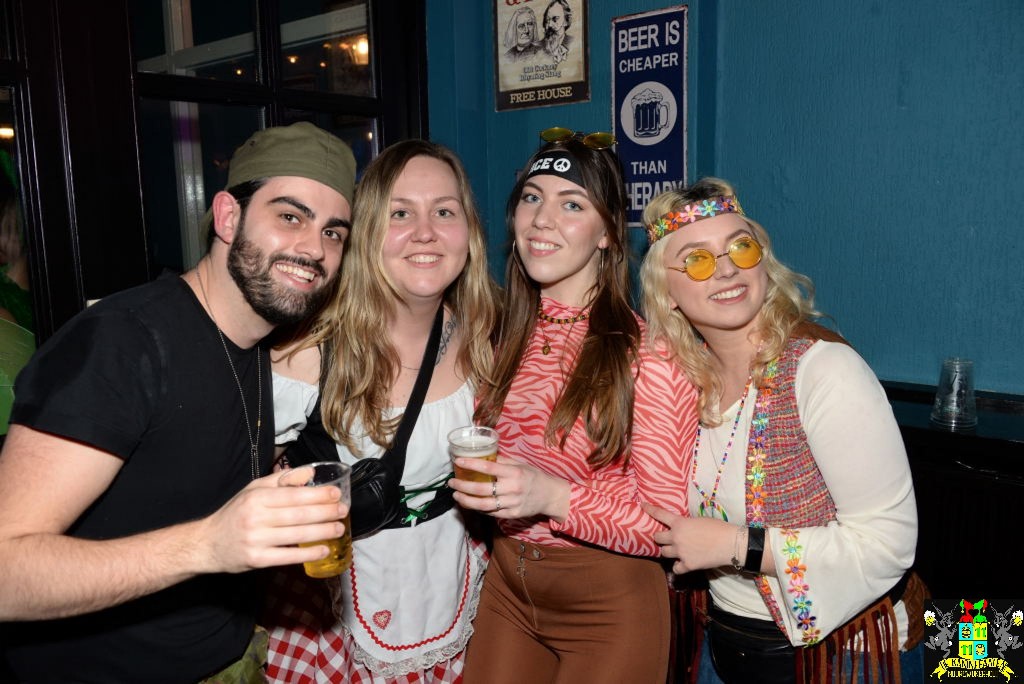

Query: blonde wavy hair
[[311, 140, 497, 454], [640, 177, 827, 426]]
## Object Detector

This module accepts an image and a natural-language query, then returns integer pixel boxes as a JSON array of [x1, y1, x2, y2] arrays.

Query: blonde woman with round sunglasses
[[639, 177, 925, 683]]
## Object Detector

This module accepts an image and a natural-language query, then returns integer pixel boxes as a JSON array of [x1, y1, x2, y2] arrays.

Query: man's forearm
[[0, 520, 205, 621]]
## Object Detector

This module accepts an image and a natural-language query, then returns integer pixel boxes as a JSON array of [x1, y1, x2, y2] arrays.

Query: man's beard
[[227, 218, 334, 326], [545, 29, 564, 51]]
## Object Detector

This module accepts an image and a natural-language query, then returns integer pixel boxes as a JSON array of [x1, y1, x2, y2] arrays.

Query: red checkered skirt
[[262, 563, 467, 684]]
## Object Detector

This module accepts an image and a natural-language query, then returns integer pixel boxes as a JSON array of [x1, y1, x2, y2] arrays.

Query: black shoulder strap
[[285, 306, 445, 471], [383, 304, 445, 472]]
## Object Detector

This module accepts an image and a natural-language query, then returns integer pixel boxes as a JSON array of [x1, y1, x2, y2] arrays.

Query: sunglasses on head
[[667, 236, 763, 281], [540, 126, 617, 150]]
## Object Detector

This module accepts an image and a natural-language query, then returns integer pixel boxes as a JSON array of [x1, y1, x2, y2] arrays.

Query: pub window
[[129, 0, 423, 272]]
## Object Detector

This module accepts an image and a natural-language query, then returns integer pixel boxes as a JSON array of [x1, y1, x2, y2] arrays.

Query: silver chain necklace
[[196, 264, 261, 481]]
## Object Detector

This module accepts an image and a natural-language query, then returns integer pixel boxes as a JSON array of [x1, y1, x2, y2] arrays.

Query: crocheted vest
[[744, 337, 837, 529], [745, 336, 837, 635]]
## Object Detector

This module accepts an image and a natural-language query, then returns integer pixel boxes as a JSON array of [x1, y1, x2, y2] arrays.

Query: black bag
[[706, 603, 796, 683], [285, 306, 450, 539]]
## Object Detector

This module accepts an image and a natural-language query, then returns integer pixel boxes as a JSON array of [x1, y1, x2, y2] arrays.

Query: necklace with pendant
[[536, 305, 589, 355], [691, 373, 753, 521], [196, 265, 262, 481]]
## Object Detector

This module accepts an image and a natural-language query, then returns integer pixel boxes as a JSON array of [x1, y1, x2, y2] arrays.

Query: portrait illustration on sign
[[494, 0, 590, 111], [502, 6, 543, 62]]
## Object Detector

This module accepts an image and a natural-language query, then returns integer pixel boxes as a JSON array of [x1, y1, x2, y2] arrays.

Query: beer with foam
[[448, 426, 499, 483]]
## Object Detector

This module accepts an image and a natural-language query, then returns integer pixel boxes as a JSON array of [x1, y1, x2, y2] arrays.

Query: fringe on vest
[[670, 568, 928, 683], [668, 571, 709, 684], [796, 571, 927, 683]]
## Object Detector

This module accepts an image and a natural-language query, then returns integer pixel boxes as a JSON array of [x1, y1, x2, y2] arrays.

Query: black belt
[[707, 603, 790, 643], [886, 571, 910, 605], [707, 570, 911, 638]]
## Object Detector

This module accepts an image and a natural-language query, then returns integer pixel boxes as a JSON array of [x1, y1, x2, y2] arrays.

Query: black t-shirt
[[1, 274, 274, 683]]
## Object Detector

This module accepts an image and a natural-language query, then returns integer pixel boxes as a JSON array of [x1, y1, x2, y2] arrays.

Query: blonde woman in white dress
[[265, 140, 496, 683]]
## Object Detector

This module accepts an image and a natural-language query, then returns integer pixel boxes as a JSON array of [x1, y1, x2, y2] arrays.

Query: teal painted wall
[[426, 0, 1023, 395]]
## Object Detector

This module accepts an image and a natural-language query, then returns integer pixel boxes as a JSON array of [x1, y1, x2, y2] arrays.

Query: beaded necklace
[[536, 305, 589, 355], [691, 373, 753, 521]]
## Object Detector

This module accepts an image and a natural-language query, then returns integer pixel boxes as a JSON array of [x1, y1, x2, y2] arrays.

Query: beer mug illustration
[[632, 88, 670, 138]]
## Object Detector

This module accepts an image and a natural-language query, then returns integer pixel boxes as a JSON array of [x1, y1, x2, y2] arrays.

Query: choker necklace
[[196, 265, 262, 481], [400, 313, 457, 371], [536, 305, 589, 355], [691, 373, 753, 521]]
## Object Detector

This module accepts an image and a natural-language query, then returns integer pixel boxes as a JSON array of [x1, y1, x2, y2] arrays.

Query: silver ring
[[494, 496, 502, 511], [491, 480, 498, 497]]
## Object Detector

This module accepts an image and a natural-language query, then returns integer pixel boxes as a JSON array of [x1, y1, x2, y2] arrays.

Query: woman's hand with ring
[[449, 458, 570, 521]]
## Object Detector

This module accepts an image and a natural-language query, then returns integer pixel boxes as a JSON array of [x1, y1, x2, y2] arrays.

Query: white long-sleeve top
[[692, 341, 917, 647]]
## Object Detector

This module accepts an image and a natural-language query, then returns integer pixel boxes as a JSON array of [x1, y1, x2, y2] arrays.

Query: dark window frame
[[4, 0, 427, 342]]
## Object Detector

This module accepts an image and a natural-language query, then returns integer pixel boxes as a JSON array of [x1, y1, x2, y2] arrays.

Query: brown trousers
[[463, 535, 670, 684]]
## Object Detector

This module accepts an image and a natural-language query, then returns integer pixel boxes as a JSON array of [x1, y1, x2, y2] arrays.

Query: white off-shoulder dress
[[266, 373, 487, 683]]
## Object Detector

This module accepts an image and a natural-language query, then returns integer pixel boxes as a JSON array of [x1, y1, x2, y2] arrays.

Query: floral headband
[[645, 196, 744, 244]]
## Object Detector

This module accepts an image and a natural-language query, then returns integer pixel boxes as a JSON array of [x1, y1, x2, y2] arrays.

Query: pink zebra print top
[[496, 297, 697, 556]]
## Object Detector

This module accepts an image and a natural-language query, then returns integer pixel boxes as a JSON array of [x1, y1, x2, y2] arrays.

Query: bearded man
[[0, 122, 355, 682], [542, 0, 574, 64]]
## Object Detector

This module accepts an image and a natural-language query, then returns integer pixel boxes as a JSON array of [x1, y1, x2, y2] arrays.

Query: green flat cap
[[203, 122, 357, 238], [227, 122, 356, 204]]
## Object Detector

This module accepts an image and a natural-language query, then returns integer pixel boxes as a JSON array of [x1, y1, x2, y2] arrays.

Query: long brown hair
[[474, 137, 639, 469]]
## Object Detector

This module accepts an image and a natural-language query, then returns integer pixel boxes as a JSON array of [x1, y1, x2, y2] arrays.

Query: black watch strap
[[744, 526, 765, 574]]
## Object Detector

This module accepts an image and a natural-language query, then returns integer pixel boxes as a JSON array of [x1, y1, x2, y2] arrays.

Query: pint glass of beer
[[293, 461, 352, 579], [448, 426, 499, 483]]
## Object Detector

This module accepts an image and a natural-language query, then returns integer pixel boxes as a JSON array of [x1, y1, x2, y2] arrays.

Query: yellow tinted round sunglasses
[[540, 126, 617, 150], [668, 236, 763, 281]]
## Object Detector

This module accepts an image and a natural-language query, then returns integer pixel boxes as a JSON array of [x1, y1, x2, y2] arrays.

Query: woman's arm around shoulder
[[551, 338, 698, 556], [271, 339, 323, 452], [270, 339, 321, 385], [631, 340, 698, 513]]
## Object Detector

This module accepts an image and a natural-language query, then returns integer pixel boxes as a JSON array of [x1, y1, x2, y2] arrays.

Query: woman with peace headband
[[638, 177, 926, 682], [448, 127, 697, 682]]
